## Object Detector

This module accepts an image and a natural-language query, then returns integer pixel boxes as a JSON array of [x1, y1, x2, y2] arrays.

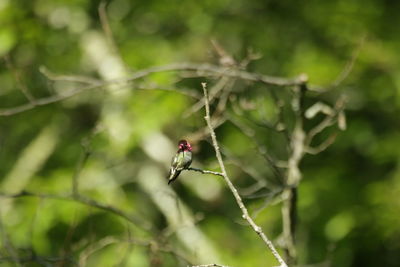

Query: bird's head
[[178, 140, 192, 152]]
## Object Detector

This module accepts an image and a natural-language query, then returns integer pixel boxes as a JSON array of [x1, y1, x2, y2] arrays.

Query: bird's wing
[[170, 153, 179, 168], [183, 151, 192, 169], [174, 152, 186, 170], [167, 153, 182, 180]]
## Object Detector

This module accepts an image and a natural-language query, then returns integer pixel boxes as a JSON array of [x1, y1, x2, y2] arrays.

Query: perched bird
[[167, 140, 193, 184]]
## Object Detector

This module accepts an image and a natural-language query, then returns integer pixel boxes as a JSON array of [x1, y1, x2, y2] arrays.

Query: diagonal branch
[[98, 1, 119, 57], [201, 82, 287, 267], [4, 55, 36, 103], [330, 35, 366, 88]]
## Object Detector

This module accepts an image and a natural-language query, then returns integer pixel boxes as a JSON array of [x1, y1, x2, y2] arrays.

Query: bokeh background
[[1, 0, 399, 266]]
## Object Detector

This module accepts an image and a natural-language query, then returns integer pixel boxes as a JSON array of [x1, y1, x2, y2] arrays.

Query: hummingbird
[[167, 140, 193, 184]]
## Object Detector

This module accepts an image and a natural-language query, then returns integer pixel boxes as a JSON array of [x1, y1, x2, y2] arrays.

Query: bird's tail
[[167, 170, 181, 185]]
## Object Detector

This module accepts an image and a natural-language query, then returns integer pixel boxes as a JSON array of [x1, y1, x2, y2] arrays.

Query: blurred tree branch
[[0, 63, 306, 117], [3, 55, 35, 103]]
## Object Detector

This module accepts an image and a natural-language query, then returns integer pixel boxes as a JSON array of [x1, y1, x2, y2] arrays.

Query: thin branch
[[75, 194, 152, 230], [330, 35, 366, 88], [4, 55, 35, 103], [72, 137, 92, 196], [251, 188, 286, 219], [186, 115, 227, 142], [305, 115, 336, 146], [222, 150, 269, 191], [309, 35, 366, 92], [97, 1, 131, 74], [76, 233, 195, 266], [190, 264, 230, 267], [78, 236, 120, 266], [201, 82, 287, 267], [0, 63, 305, 117], [0, 81, 104, 116], [215, 82, 234, 115], [186, 167, 223, 177], [227, 114, 284, 184], [239, 182, 267, 197], [241, 50, 263, 68], [185, 76, 231, 117], [269, 89, 290, 142], [98, 1, 119, 56], [157, 245, 195, 266], [305, 133, 337, 155], [305, 97, 346, 148], [211, 39, 237, 67], [40, 66, 101, 84]]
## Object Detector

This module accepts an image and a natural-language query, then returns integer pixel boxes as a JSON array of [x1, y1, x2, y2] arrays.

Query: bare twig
[[185, 76, 231, 117], [201, 82, 287, 267], [221, 149, 269, 191], [211, 39, 236, 67], [186, 167, 224, 177], [305, 133, 337, 155], [76, 232, 194, 266], [330, 35, 366, 88], [190, 264, 230, 267], [78, 236, 191, 266], [78, 236, 120, 266], [239, 47, 263, 69], [304, 97, 345, 154], [98, 1, 119, 56], [4, 55, 35, 103], [226, 114, 284, 184], [309, 35, 366, 92], [40, 66, 101, 84], [72, 137, 92, 197], [269, 89, 290, 142], [0, 81, 103, 116], [186, 116, 227, 142], [305, 115, 336, 147], [157, 245, 195, 265]]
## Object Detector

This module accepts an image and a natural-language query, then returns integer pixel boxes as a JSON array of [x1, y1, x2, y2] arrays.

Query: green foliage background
[[1, 0, 399, 266]]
